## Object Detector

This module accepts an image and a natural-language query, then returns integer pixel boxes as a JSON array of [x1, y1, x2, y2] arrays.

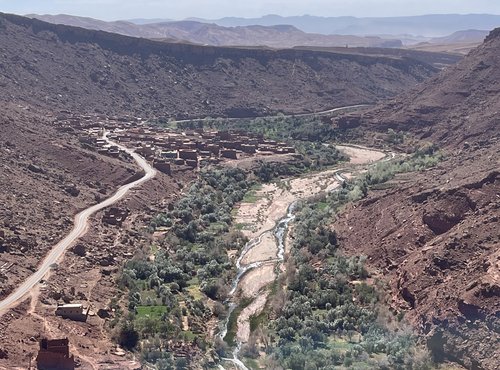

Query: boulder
[[457, 299, 485, 321], [400, 287, 416, 309], [422, 192, 474, 234], [97, 308, 111, 319], [65, 184, 80, 197], [71, 244, 86, 257], [27, 164, 44, 174]]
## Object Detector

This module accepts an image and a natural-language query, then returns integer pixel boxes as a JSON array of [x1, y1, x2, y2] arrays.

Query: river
[[219, 203, 297, 370], [217, 145, 389, 369]]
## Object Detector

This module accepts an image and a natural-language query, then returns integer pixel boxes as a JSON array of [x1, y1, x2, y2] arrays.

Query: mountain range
[[27, 14, 402, 48], [0, 12, 439, 119], [186, 14, 500, 37], [26, 13, 498, 52]]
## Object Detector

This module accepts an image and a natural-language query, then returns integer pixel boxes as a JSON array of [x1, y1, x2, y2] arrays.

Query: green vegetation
[[174, 113, 358, 143], [386, 128, 406, 144], [242, 184, 263, 203], [121, 109, 443, 369], [250, 311, 268, 332], [246, 149, 442, 369], [252, 144, 346, 183], [115, 167, 252, 368], [341, 145, 443, 204], [224, 298, 253, 347], [136, 305, 168, 319], [261, 194, 433, 369]]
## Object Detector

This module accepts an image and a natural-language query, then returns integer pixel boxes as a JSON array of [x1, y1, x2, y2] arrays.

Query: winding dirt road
[[175, 104, 369, 124], [0, 133, 156, 315]]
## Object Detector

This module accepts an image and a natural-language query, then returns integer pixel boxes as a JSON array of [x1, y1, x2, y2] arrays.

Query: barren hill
[[343, 27, 500, 148], [0, 13, 439, 119], [332, 29, 500, 369]]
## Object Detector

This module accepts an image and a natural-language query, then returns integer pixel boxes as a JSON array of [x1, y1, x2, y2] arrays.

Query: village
[[21, 112, 299, 370], [54, 112, 296, 176]]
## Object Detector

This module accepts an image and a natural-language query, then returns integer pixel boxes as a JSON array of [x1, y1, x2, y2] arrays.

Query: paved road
[[0, 133, 156, 315]]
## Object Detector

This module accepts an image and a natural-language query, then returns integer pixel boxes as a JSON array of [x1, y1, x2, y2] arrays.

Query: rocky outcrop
[[70, 244, 86, 257], [27, 164, 45, 174], [422, 192, 475, 234], [334, 167, 500, 369], [64, 184, 80, 197]]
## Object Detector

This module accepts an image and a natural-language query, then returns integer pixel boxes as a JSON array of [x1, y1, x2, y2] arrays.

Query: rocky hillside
[[332, 29, 500, 369], [338, 27, 500, 148], [0, 103, 141, 299], [0, 13, 438, 119], [28, 14, 403, 48]]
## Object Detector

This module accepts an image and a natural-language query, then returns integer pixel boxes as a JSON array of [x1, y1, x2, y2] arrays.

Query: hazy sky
[[1, 0, 500, 20]]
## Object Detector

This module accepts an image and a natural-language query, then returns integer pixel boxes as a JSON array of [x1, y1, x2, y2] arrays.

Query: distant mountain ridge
[[184, 14, 500, 37], [429, 29, 489, 44], [27, 14, 403, 48]]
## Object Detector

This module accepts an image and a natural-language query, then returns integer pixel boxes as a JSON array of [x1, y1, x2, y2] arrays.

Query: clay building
[[201, 132, 216, 140], [97, 147, 109, 155], [55, 303, 90, 322], [136, 144, 156, 158], [153, 160, 172, 175], [185, 159, 198, 168], [241, 144, 257, 154], [217, 131, 232, 140], [181, 141, 197, 150], [161, 150, 178, 159], [36, 338, 75, 370], [107, 146, 120, 157], [199, 150, 211, 158], [179, 149, 198, 161], [206, 144, 220, 156], [221, 149, 238, 159]]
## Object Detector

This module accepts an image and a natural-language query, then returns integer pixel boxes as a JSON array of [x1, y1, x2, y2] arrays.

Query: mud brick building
[[36, 338, 75, 370], [55, 303, 90, 322]]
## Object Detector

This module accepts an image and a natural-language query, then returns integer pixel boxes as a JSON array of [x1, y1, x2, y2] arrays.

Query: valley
[[219, 145, 388, 369], [0, 8, 498, 370], [0, 12, 438, 119]]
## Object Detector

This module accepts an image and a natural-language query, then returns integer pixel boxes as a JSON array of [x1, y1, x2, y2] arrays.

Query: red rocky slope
[[332, 29, 500, 369]]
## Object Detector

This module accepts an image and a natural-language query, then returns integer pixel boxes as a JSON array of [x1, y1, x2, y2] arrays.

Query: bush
[[117, 321, 139, 349]]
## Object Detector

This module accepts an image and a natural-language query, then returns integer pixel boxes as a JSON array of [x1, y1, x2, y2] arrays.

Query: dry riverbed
[[231, 146, 387, 344]]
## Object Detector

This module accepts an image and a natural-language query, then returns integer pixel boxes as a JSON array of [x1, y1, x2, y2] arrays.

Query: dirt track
[[0, 134, 156, 315]]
